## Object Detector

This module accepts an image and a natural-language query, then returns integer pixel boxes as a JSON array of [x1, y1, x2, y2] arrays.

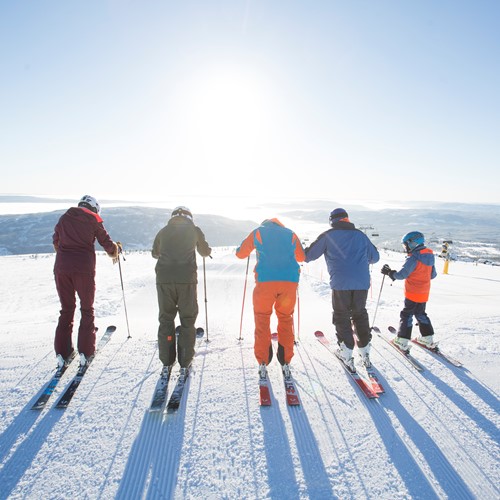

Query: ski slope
[[0, 249, 499, 499]]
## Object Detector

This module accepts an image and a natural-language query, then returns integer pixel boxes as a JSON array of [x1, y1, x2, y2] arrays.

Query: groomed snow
[[0, 248, 499, 499]]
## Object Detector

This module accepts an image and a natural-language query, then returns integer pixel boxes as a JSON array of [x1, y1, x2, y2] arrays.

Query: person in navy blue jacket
[[305, 208, 380, 371]]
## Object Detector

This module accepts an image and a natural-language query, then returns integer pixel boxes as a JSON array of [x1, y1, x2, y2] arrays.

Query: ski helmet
[[402, 231, 425, 252], [78, 195, 101, 214], [171, 206, 193, 220], [329, 207, 349, 226]]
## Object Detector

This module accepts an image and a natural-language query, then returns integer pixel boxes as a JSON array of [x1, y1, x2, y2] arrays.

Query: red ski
[[259, 378, 272, 406], [283, 375, 300, 406], [314, 331, 378, 399]]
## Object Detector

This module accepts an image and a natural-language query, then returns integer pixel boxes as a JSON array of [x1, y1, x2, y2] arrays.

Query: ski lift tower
[[359, 225, 374, 235], [441, 240, 453, 274]]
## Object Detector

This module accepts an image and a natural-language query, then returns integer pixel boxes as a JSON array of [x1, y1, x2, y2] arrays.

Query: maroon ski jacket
[[53, 207, 116, 275]]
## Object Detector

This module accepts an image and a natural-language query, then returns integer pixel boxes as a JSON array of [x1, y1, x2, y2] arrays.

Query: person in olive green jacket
[[152, 206, 211, 375]]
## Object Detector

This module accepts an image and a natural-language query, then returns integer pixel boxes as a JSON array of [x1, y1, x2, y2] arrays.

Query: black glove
[[381, 264, 396, 281], [381, 264, 392, 275]]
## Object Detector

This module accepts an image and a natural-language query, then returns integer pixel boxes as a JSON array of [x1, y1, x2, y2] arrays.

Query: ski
[[31, 352, 77, 410], [282, 371, 300, 406], [363, 366, 385, 394], [372, 326, 425, 372], [176, 325, 205, 338], [55, 325, 116, 409], [314, 330, 330, 345], [149, 366, 173, 412], [259, 374, 272, 406], [314, 331, 378, 399], [166, 367, 190, 413], [333, 350, 379, 399], [411, 339, 464, 367]]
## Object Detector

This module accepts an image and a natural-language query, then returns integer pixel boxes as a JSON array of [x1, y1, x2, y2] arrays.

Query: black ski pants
[[332, 289, 371, 349]]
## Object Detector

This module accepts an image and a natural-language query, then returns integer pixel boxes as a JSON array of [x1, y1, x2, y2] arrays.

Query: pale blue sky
[[1, 1, 499, 205]]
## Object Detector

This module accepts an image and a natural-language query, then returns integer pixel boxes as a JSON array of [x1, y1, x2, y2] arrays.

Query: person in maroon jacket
[[53, 195, 119, 368]]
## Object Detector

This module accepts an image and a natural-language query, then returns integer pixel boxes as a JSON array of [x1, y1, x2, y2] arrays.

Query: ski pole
[[203, 257, 209, 343], [238, 256, 250, 341], [371, 274, 385, 331], [295, 285, 301, 344], [117, 245, 131, 339]]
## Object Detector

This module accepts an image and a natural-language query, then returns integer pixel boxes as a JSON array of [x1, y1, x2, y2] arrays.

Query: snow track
[[0, 251, 499, 499]]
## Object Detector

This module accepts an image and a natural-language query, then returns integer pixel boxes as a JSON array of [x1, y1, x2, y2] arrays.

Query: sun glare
[[182, 67, 275, 170]]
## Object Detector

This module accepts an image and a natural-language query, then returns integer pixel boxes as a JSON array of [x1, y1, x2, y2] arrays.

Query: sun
[[179, 65, 277, 170]]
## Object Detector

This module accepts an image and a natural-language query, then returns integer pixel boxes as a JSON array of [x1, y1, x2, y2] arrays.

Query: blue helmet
[[402, 231, 425, 253]]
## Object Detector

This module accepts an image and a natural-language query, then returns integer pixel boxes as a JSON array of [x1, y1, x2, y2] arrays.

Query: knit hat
[[329, 208, 349, 225]]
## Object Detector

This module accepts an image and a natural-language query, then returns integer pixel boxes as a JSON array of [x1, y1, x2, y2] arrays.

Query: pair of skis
[[149, 366, 191, 413], [31, 325, 116, 410], [314, 331, 383, 399], [259, 368, 300, 407], [259, 332, 300, 406], [372, 326, 463, 370], [149, 327, 205, 413]]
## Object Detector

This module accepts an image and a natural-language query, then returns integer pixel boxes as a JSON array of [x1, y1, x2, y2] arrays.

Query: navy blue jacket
[[305, 221, 379, 290]]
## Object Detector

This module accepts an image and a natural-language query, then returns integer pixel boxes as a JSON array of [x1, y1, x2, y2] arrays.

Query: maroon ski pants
[[54, 272, 96, 358]]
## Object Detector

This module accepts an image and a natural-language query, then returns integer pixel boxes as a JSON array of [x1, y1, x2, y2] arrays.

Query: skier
[[152, 206, 211, 379], [236, 218, 305, 379], [305, 208, 380, 371], [381, 231, 437, 351], [53, 195, 119, 368]]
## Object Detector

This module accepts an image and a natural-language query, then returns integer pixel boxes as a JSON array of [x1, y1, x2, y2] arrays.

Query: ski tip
[[371, 326, 380, 333], [106, 325, 117, 332], [314, 330, 324, 337], [196, 327, 205, 338], [388, 326, 397, 334]]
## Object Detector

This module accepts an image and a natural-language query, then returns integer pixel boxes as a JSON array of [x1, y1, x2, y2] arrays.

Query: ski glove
[[109, 242, 120, 264], [381, 264, 396, 281]]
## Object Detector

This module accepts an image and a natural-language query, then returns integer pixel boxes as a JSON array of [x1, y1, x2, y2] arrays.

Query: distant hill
[[1, 199, 499, 263], [276, 201, 500, 264], [0, 207, 257, 256]]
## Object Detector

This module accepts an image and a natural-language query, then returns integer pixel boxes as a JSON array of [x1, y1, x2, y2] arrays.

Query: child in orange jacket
[[381, 231, 437, 352]]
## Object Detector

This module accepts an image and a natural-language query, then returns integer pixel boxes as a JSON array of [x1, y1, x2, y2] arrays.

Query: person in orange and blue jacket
[[236, 218, 305, 380], [381, 231, 437, 352]]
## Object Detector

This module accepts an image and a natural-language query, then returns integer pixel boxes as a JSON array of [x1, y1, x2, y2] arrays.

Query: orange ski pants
[[253, 281, 298, 365]]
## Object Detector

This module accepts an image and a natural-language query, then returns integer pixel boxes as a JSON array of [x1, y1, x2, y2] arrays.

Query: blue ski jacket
[[236, 219, 305, 282], [305, 221, 380, 290]]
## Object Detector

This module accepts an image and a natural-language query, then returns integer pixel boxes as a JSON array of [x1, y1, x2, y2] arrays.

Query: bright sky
[[1, 1, 499, 205]]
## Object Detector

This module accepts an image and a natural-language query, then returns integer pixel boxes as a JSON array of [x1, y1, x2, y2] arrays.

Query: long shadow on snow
[[0, 402, 64, 500], [116, 377, 189, 500], [287, 402, 334, 499], [422, 367, 500, 446], [371, 371, 475, 499], [260, 384, 300, 500], [452, 366, 499, 416]]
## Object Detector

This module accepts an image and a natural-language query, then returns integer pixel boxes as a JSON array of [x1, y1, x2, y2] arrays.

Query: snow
[[0, 247, 499, 499]]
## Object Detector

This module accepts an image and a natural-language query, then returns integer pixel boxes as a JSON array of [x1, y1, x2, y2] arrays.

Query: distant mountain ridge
[[1, 199, 499, 263], [278, 202, 500, 263], [0, 207, 257, 256]]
